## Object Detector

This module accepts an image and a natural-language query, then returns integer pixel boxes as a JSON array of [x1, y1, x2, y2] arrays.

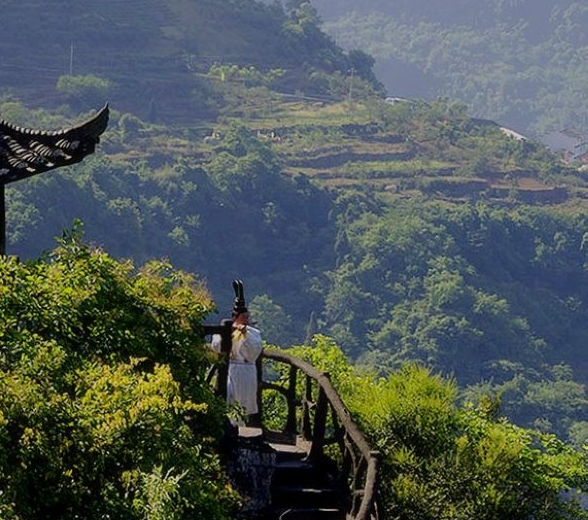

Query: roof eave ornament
[[0, 103, 110, 255]]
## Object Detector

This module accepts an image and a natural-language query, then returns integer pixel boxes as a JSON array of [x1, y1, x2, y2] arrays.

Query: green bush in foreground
[[288, 336, 588, 520], [0, 229, 238, 519]]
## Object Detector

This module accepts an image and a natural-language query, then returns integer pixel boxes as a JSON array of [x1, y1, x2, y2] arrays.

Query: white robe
[[211, 325, 262, 415]]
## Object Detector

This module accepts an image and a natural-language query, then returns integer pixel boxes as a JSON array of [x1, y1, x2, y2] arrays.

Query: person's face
[[234, 312, 249, 326]]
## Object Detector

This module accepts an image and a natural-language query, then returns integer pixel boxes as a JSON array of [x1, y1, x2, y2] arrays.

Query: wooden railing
[[202, 321, 380, 520], [203, 320, 233, 400], [259, 348, 380, 520]]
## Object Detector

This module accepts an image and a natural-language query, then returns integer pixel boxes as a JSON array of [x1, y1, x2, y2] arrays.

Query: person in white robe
[[211, 281, 263, 419]]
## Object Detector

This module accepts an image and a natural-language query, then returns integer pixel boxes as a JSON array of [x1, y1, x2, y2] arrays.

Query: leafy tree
[[56, 74, 112, 108], [347, 48, 381, 86], [0, 228, 238, 519], [118, 113, 144, 142], [248, 294, 296, 346], [286, 338, 588, 520]]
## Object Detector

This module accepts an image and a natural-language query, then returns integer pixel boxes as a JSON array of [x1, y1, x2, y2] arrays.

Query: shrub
[[282, 338, 588, 520], [0, 226, 237, 519], [56, 74, 111, 107]]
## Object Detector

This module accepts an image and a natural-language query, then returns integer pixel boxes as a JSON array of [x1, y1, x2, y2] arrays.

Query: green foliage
[[0, 230, 237, 519], [0, 99, 84, 129], [118, 113, 144, 142], [465, 363, 588, 440], [208, 63, 286, 88], [7, 2, 588, 517], [56, 75, 112, 108], [248, 294, 296, 346], [5, 46, 588, 459], [320, 0, 588, 134], [289, 334, 354, 389], [205, 124, 282, 193], [135, 465, 187, 520], [323, 200, 588, 438], [284, 339, 588, 520]]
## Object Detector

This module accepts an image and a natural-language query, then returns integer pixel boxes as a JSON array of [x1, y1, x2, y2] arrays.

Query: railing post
[[215, 319, 233, 400], [302, 374, 313, 441], [356, 452, 381, 520], [307, 373, 329, 463], [285, 365, 298, 434]]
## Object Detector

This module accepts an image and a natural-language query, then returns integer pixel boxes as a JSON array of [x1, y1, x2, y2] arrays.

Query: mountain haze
[[312, 0, 588, 137]]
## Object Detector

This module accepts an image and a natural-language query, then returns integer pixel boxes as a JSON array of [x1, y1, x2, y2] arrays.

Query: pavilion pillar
[[0, 183, 5, 256]]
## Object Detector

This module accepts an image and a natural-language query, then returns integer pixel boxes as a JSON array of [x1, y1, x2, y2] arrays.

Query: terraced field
[[213, 99, 587, 209], [108, 94, 588, 210], [2, 0, 337, 123]]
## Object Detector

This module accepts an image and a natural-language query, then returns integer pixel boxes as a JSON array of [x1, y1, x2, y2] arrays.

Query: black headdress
[[232, 279, 248, 315]]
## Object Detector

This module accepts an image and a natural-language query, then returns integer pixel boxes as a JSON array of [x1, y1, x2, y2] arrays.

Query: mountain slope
[[4, 0, 588, 444], [2, 0, 379, 122], [312, 0, 588, 137]]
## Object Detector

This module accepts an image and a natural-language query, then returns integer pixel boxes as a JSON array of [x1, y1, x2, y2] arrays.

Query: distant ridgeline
[[313, 0, 588, 136]]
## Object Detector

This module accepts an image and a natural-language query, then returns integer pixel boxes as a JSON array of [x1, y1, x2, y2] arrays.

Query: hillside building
[[541, 129, 588, 164]]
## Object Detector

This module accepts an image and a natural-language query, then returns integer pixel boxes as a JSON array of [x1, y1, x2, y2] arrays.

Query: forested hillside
[[4, 0, 588, 459], [4, 0, 588, 517], [2, 242, 587, 519], [1, 0, 381, 122], [311, 0, 588, 137]]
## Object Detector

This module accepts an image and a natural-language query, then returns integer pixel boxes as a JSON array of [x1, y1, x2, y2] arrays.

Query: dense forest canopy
[[3, 94, 588, 442], [3, 1, 588, 515], [309, 0, 588, 137], [2, 242, 587, 518]]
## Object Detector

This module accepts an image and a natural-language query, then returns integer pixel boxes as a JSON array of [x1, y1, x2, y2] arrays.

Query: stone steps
[[264, 431, 345, 520], [266, 507, 344, 520], [232, 426, 346, 520]]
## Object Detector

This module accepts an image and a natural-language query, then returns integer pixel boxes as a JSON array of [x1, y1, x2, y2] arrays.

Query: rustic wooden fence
[[259, 349, 380, 520], [203, 323, 380, 520]]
